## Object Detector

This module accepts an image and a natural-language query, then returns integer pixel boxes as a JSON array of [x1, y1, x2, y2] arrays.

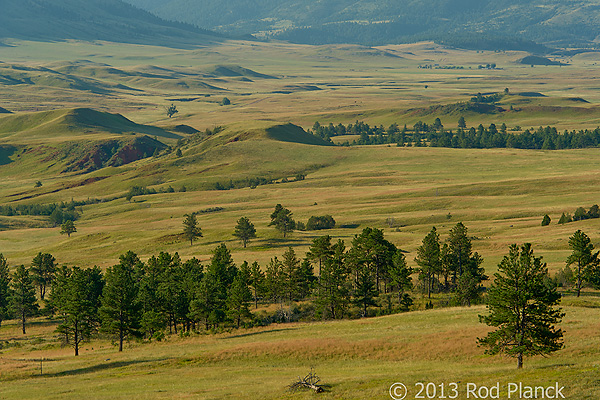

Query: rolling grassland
[[1, 38, 600, 399]]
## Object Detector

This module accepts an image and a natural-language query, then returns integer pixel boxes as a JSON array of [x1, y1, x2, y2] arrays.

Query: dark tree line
[[1, 225, 597, 359], [311, 118, 600, 150]]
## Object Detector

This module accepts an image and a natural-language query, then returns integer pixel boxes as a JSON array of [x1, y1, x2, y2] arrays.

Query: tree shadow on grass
[[42, 358, 170, 378], [222, 327, 298, 340]]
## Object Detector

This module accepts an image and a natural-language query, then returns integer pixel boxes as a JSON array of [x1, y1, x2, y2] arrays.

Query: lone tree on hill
[[182, 213, 202, 246], [269, 204, 296, 238], [10, 265, 39, 334], [166, 104, 178, 118], [233, 217, 257, 248], [478, 243, 564, 369], [61, 220, 77, 237], [566, 230, 599, 297]]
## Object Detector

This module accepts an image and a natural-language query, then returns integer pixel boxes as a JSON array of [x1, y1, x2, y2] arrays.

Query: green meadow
[[1, 38, 600, 399]]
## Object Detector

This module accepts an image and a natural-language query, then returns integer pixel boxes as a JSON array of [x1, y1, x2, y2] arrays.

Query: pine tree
[[100, 263, 141, 351], [54, 267, 103, 356], [265, 257, 284, 305], [30, 252, 56, 301], [269, 204, 295, 238], [566, 230, 599, 297], [389, 250, 413, 307], [306, 235, 334, 277], [233, 217, 257, 248], [248, 261, 265, 309], [60, 220, 77, 237], [415, 227, 441, 299], [353, 266, 378, 317], [281, 247, 301, 301], [0, 254, 11, 327], [10, 265, 38, 334], [541, 214, 551, 226], [182, 213, 202, 246], [315, 240, 349, 319], [226, 273, 253, 328], [478, 243, 564, 369]]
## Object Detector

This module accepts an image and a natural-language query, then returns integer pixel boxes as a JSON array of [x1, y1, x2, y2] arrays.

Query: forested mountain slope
[[0, 0, 220, 45], [124, 0, 600, 49]]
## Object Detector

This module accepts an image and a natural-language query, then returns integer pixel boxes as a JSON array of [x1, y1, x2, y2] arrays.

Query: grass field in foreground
[[0, 297, 598, 400]]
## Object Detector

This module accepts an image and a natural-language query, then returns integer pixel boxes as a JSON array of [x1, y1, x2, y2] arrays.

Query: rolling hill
[[124, 0, 600, 49], [0, 0, 220, 46]]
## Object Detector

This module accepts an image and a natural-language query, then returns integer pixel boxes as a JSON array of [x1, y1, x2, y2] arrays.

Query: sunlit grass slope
[[0, 298, 598, 399]]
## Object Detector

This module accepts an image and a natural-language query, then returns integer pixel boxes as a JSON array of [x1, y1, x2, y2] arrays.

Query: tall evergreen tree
[[269, 204, 296, 238], [566, 230, 599, 297], [100, 263, 141, 352], [248, 261, 265, 309], [0, 254, 11, 327], [30, 252, 57, 301], [315, 240, 350, 319], [307, 235, 334, 277], [54, 267, 103, 356], [353, 265, 378, 317], [182, 213, 202, 246], [226, 273, 253, 328], [10, 265, 38, 334], [60, 220, 77, 237], [264, 257, 285, 305], [281, 247, 301, 301], [415, 227, 441, 299], [389, 250, 413, 308], [478, 243, 564, 369], [233, 217, 257, 248]]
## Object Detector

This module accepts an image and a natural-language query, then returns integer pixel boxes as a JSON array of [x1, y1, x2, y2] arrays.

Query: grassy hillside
[[0, 298, 598, 399]]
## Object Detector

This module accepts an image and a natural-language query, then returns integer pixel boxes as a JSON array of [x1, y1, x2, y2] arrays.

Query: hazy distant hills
[[0, 0, 220, 45], [124, 0, 600, 50]]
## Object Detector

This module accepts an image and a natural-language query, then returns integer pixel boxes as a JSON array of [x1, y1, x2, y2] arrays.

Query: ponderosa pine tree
[[100, 262, 141, 352], [478, 243, 564, 369], [54, 267, 103, 356], [248, 261, 265, 309], [389, 250, 413, 309], [281, 247, 301, 301], [60, 220, 76, 237], [566, 230, 599, 297], [233, 217, 256, 248], [269, 204, 295, 238], [0, 254, 11, 327], [182, 213, 202, 246], [353, 265, 378, 317], [10, 265, 38, 334], [315, 240, 349, 319], [226, 273, 252, 328], [307, 235, 334, 277], [415, 227, 441, 299], [30, 252, 56, 301]]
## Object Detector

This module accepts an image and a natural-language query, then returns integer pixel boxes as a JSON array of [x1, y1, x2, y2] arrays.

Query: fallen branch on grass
[[288, 369, 325, 393]]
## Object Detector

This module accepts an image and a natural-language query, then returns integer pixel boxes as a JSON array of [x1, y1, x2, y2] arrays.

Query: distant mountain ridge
[[124, 0, 600, 49], [0, 0, 220, 46]]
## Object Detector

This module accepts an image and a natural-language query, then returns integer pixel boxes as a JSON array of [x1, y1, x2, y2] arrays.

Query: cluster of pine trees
[[311, 118, 600, 150], [3, 221, 600, 359]]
